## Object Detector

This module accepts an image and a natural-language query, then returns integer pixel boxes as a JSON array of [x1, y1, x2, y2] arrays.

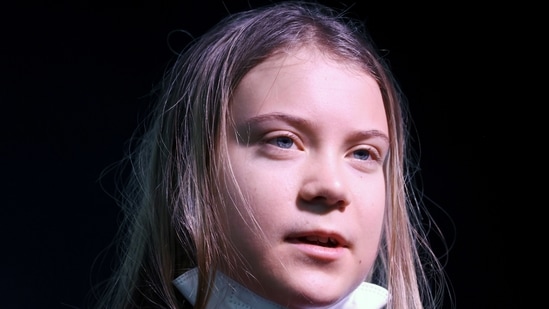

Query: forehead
[[230, 46, 388, 134], [251, 46, 366, 80], [235, 46, 374, 100], [234, 46, 379, 103]]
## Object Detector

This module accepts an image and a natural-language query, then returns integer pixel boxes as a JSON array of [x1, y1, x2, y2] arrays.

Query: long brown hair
[[92, 1, 448, 308]]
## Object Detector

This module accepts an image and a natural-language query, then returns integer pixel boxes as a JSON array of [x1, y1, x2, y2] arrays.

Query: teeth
[[305, 236, 337, 245], [306, 236, 328, 243]]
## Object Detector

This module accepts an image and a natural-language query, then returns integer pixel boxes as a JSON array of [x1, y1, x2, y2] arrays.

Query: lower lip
[[289, 242, 347, 262]]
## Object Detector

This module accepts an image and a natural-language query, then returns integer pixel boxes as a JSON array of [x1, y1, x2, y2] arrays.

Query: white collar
[[173, 268, 388, 309]]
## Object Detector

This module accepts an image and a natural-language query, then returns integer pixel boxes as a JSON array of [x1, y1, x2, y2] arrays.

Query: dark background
[[2, 1, 505, 308]]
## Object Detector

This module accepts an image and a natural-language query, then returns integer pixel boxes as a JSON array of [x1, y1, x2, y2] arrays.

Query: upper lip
[[286, 230, 349, 248]]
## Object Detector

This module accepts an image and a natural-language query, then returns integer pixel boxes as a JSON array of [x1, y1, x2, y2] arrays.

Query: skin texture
[[225, 47, 389, 308]]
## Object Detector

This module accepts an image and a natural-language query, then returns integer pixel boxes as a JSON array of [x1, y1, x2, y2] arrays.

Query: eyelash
[[351, 147, 383, 164], [262, 132, 383, 163], [264, 132, 301, 150], [352, 148, 374, 161]]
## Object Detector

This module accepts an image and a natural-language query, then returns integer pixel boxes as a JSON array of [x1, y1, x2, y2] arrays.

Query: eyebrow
[[348, 130, 390, 145], [243, 112, 310, 128], [241, 112, 390, 144]]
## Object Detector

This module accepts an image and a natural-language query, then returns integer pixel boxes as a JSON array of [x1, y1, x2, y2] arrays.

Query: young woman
[[93, 1, 449, 308]]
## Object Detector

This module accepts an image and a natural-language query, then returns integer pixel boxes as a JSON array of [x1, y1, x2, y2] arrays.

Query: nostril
[[298, 195, 349, 213], [336, 199, 349, 210], [310, 195, 347, 206]]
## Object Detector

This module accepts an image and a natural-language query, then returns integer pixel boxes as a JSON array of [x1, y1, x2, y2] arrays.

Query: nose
[[298, 154, 351, 211]]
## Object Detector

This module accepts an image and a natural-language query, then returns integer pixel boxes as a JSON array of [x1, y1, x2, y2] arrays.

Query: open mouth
[[296, 236, 339, 248]]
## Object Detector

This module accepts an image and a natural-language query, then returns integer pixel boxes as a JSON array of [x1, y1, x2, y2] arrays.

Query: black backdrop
[[2, 1, 504, 308]]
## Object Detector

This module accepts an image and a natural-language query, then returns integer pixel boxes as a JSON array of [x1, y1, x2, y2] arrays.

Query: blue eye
[[353, 149, 371, 160], [273, 136, 294, 149]]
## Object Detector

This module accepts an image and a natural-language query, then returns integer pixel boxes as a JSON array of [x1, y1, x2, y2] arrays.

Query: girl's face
[[225, 47, 389, 307]]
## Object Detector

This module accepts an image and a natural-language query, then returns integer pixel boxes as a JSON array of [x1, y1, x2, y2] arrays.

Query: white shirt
[[173, 268, 388, 309]]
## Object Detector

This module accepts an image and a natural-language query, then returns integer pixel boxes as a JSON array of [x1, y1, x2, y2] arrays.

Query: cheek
[[222, 162, 270, 229], [224, 162, 296, 241], [354, 173, 386, 208], [354, 205, 385, 267], [231, 157, 295, 203], [222, 169, 280, 257], [354, 178, 386, 238]]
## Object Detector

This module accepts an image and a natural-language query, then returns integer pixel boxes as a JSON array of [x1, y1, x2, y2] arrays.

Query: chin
[[266, 281, 353, 309], [279, 295, 346, 309]]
